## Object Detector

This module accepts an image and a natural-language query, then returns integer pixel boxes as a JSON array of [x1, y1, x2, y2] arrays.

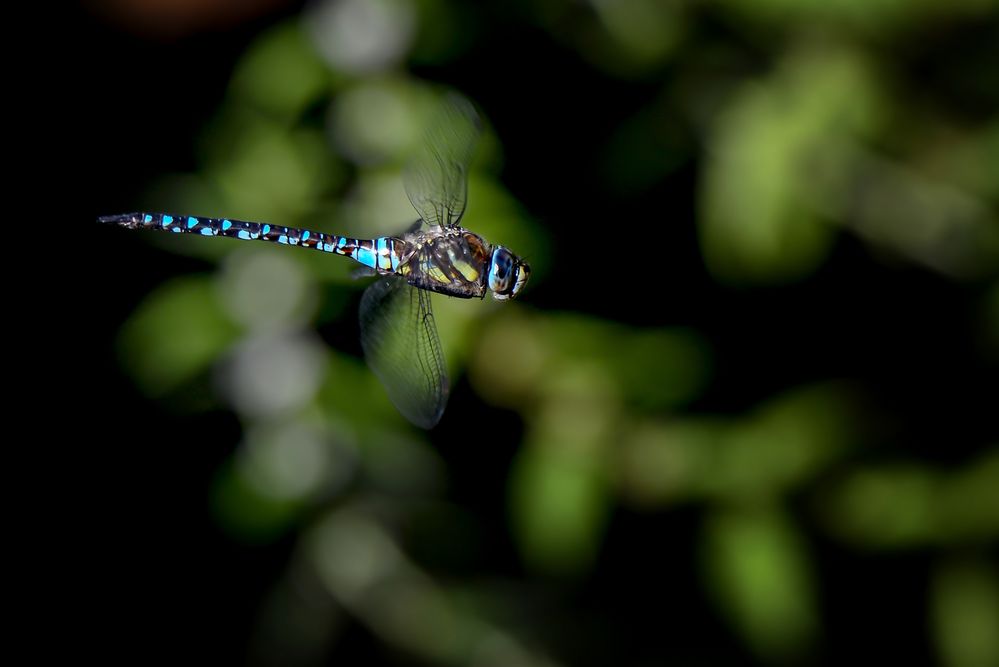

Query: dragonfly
[[100, 94, 530, 428]]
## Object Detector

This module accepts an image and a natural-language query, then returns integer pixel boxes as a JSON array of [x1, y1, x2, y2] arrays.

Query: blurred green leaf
[[715, 0, 999, 34], [305, 509, 561, 665], [336, 168, 422, 238], [526, 0, 686, 77], [409, 0, 480, 64], [935, 449, 999, 543], [118, 275, 240, 397], [471, 311, 710, 413], [467, 309, 548, 409], [907, 120, 999, 203], [330, 78, 428, 166], [212, 457, 306, 543], [616, 417, 726, 507], [843, 153, 999, 280], [702, 507, 818, 661], [616, 384, 856, 506], [590, 0, 685, 72], [229, 21, 333, 119], [820, 465, 938, 548], [931, 558, 999, 667], [509, 403, 614, 576], [700, 43, 882, 284], [510, 446, 610, 576], [819, 449, 999, 549], [316, 352, 404, 432], [207, 117, 334, 223], [710, 383, 857, 499]]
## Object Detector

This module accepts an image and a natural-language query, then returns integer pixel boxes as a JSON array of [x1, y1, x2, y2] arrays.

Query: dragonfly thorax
[[396, 228, 529, 300], [397, 228, 492, 299]]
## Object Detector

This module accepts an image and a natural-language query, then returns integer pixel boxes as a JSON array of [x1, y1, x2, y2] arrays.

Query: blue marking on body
[[144, 214, 152, 223], [187, 216, 198, 229], [390, 248, 400, 271], [200, 228, 214, 236], [237, 230, 251, 240], [162, 215, 173, 227], [222, 219, 232, 231], [302, 231, 309, 242], [355, 247, 376, 268], [323, 243, 333, 252], [262, 224, 271, 235], [278, 235, 288, 245], [171, 227, 182, 233], [375, 238, 388, 270], [337, 237, 346, 249]]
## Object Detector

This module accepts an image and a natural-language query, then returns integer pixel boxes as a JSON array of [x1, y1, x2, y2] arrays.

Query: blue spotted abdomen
[[99, 212, 405, 273]]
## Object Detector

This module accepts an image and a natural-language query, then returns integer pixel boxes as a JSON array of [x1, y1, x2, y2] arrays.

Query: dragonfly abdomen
[[99, 212, 403, 272]]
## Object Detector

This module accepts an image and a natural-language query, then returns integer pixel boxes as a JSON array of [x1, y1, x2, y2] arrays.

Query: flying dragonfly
[[100, 94, 530, 428]]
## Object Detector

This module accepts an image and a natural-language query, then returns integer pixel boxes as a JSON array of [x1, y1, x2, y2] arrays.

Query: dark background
[[40, 1, 999, 664]]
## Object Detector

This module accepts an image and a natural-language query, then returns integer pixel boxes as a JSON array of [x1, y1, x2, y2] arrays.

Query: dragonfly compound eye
[[489, 246, 529, 300]]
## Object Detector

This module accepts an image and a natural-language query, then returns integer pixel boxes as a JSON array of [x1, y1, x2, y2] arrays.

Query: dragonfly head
[[487, 246, 530, 300]]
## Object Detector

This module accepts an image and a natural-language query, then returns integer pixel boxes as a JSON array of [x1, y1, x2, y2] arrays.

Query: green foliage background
[[72, 0, 998, 664]]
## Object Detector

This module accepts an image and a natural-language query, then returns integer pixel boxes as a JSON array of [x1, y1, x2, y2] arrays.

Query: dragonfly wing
[[359, 277, 448, 428], [404, 93, 482, 230], [401, 218, 425, 235]]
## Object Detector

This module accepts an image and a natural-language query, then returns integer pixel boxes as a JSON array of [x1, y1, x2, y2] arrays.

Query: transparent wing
[[401, 218, 424, 235], [404, 93, 482, 230], [359, 277, 448, 428]]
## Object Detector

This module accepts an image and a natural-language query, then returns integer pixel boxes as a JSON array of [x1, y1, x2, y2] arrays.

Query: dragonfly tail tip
[[98, 213, 141, 226]]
